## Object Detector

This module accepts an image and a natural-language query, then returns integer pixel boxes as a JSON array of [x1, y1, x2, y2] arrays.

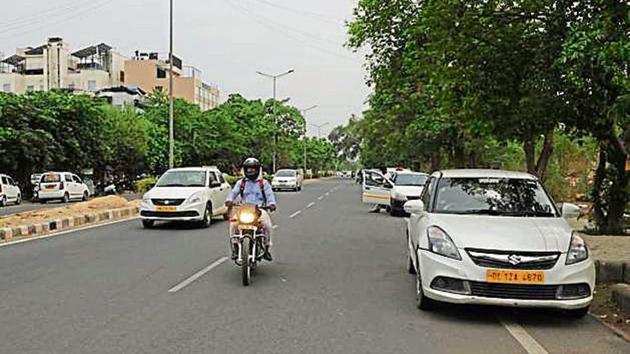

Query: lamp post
[[256, 69, 295, 173], [300, 105, 318, 174], [168, 0, 175, 169]]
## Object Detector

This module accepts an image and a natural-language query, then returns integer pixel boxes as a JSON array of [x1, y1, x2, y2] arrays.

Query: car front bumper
[[139, 201, 204, 222], [417, 249, 596, 310], [272, 182, 298, 189]]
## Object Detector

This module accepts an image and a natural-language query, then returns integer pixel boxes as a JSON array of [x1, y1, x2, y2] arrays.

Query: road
[[0, 179, 626, 353], [0, 193, 140, 217]]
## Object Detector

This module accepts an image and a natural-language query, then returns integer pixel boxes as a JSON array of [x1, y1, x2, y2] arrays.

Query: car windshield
[[276, 170, 296, 177], [394, 174, 427, 186], [41, 173, 60, 183], [434, 177, 557, 217], [156, 171, 206, 187]]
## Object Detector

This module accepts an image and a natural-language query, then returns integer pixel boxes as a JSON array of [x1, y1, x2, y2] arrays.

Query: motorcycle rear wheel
[[241, 238, 251, 286]]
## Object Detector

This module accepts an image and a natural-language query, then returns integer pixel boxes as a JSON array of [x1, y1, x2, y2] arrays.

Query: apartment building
[[124, 51, 220, 110], [0, 37, 126, 94]]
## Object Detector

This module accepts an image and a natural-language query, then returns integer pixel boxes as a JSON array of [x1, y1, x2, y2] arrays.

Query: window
[[26, 85, 35, 92], [156, 171, 206, 187], [41, 173, 61, 183], [65, 174, 73, 182], [7, 178, 15, 185], [208, 172, 218, 186], [2, 83, 11, 92], [157, 68, 166, 79], [120, 71, 125, 82], [88, 80, 97, 92], [365, 172, 385, 187], [1, 177, 8, 185], [420, 177, 433, 211], [218, 173, 225, 184], [73, 175, 82, 183]]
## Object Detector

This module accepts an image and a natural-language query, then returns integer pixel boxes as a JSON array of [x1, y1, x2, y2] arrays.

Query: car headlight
[[566, 232, 589, 265], [427, 226, 461, 260], [186, 192, 203, 205], [393, 191, 407, 201], [238, 210, 257, 224]]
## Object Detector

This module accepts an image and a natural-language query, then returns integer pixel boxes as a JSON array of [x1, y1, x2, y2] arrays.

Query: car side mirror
[[211, 181, 222, 188], [404, 200, 425, 215], [560, 202, 581, 219]]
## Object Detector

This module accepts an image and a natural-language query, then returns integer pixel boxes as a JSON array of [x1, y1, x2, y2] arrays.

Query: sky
[[0, 0, 371, 137]]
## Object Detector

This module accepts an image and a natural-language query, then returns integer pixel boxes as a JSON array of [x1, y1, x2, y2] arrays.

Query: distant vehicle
[[38, 172, 90, 203], [31, 173, 43, 201], [272, 169, 303, 191], [404, 169, 593, 318], [388, 172, 429, 216], [361, 170, 394, 210], [139, 166, 231, 228], [0, 174, 22, 206]]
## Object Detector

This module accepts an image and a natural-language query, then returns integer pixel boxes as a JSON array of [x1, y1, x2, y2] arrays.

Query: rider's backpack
[[239, 178, 267, 206]]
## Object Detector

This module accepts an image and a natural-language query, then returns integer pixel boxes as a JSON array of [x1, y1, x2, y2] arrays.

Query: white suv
[[38, 172, 91, 203], [140, 166, 231, 228], [0, 174, 22, 206]]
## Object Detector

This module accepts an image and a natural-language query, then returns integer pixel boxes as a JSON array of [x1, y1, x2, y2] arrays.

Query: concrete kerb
[[0, 206, 139, 242], [596, 260, 630, 285]]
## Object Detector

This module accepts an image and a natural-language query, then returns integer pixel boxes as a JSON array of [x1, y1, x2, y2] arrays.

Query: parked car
[[38, 172, 91, 203], [139, 166, 231, 228], [0, 174, 22, 206], [361, 170, 394, 210], [404, 169, 593, 317], [388, 171, 429, 216], [272, 169, 303, 191]]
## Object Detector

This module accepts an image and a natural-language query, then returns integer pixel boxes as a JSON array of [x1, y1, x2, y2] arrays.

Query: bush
[[224, 175, 241, 186], [135, 176, 157, 194]]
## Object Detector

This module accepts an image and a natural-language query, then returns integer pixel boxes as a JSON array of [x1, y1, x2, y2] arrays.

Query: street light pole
[[300, 105, 318, 173], [310, 122, 330, 139], [257, 69, 294, 173], [168, 0, 174, 169]]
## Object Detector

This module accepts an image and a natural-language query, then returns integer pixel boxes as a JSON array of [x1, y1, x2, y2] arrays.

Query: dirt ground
[[0, 196, 139, 228], [591, 285, 630, 340], [582, 235, 630, 263]]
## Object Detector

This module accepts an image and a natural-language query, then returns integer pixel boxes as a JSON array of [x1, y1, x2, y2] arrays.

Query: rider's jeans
[[230, 209, 274, 248]]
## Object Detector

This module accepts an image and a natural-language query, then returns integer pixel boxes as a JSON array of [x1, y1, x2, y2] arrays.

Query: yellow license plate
[[156, 206, 177, 212], [486, 269, 544, 284]]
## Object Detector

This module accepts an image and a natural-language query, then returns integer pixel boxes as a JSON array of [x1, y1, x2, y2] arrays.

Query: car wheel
[[199, 203, 213, 228], [0, 196, 6, 207], [564, 306, 589, 319], [390, 206, 401, 217], [16, 194, 22, 205], [82, 191, 88, 201], [39, 199, 47, 204], [62, 193, 70, 203], [415, 271, 436, 310], [142, 220, 155, 229]]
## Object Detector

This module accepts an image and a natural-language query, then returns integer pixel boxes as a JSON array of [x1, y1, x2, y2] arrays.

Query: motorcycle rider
[[225, 158, 277, 261]]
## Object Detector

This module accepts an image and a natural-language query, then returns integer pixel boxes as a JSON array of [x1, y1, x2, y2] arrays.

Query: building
[[96, 85, 147, 108], [0, 37, 127, 94], [124, 51, 220, 110]]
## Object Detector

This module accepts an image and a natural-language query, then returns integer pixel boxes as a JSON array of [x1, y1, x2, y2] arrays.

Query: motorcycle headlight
[[427, 226, 461, 260], [186, 192, 203, 205], [566, 232, 589, 265], [238, 210, 257, 224]]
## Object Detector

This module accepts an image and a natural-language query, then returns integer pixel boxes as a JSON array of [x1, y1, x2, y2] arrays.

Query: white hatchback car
[[272, 169, 303, 191], [0, 174, 22, 206], [405, 169, 594, 317], [139, 167, 231, 228], [38, 172, 91, 203], [389, 171, 429, 216]]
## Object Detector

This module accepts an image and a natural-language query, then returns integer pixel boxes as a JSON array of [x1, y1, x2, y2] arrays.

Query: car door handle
[[365, 187, 371, 190]]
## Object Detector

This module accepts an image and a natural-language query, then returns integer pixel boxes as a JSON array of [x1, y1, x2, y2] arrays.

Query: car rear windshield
[[394, 174, 427, 186], [156, 171, 206, 187], [276, 170, 296, 177], [433, 177, 557, 217], [41, 173, 61, 183]]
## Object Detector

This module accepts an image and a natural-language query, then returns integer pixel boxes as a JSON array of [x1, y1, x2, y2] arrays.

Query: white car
[[405, 169, 594, 318], [272, 169, 303, 191], [0, 174, 22, 206], [388, 171, 429, 216], [140, 166, 231, 228], [38, 172, 90, 203]]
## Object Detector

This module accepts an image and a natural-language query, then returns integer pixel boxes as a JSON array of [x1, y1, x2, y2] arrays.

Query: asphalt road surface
[[0, 193, 140, 217], [0, 179, 627, 353]]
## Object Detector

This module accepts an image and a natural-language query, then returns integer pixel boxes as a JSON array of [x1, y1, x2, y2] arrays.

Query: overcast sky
[[0, 0, 370, 137]]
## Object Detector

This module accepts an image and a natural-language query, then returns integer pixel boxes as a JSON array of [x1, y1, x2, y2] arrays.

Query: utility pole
[[300, 105, 318, 174], [257, 69, 294, 173], [168, 0, 175, 169], [310, 122, 330, 139]]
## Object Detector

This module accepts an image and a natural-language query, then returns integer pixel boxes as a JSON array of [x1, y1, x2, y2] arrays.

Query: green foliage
[[135, 176, 157, 194]]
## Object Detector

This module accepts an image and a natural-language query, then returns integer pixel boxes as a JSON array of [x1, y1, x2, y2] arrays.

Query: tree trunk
[[535, 133, 554, 179], [524, 139, 536, 174], [430, 153, 442, 172], [604, 136, 628, 235], [468, 150, 477, 168], [453, 134, 466, 168], [592, 143, 607, 229]]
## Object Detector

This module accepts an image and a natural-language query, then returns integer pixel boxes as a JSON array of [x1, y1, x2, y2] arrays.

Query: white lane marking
[[289, 210, 302, 218], [272, 225, 279, 229], [168, 257, 229, 293], [325, 192, 330, 196], [0, 217, 140, 249], [317, 196, 324, 201], [306, 202, 315, 209], [498, 317, 549, 354]]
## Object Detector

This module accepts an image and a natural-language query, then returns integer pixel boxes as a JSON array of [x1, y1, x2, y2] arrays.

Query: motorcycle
[[230, 204, 271, 286]]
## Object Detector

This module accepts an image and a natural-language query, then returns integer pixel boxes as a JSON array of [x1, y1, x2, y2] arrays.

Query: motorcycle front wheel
[[241, 237, 251, 286]]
